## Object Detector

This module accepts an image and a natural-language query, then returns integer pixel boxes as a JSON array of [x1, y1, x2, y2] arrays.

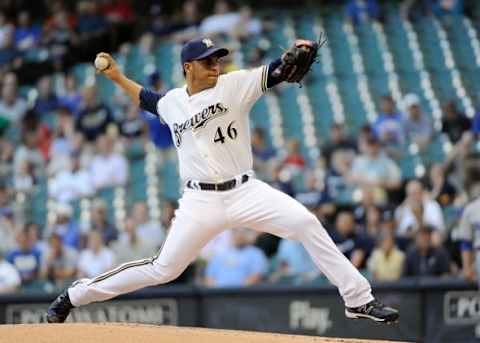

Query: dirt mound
[[0, 324, 407, 343]]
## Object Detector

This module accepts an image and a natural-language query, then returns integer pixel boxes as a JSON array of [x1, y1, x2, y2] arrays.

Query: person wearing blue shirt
[[6, 228, 42, 284], [205, 228, 268, 287], [373, 95, 405, 157], [14, 11, 42, 52], [272, 239, 318, 283], [140, 71, 173, 150]]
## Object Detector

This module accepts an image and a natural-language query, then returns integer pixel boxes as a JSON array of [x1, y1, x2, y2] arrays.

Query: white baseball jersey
[[67, 61, 375, 313], [156, 65, 268, 183]]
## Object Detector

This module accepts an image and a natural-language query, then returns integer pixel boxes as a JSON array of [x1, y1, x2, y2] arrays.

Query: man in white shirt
[[90, 134, 128, 190], [131, 201, 165, 249], [395, 180, 445, 245], [0, 248, 21, 293], [49, 153, 95, 203], [77, 230, 115, 279], [47, 37, 398, 324]]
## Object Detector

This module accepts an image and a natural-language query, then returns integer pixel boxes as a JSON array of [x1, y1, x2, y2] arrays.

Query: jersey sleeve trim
[[139, 88, 164, 116], [261, 65, 268, 93]]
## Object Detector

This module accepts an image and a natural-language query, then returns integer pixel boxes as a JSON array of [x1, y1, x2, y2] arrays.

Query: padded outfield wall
[[0, 280, 478, 343]]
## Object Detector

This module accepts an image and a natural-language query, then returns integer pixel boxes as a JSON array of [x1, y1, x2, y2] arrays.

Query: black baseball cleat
[[345, 300, 399, 324], [46, 289, 74, 323]]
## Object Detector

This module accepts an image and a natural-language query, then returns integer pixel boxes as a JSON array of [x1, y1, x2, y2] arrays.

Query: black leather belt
[[186, 174, 250, 191]]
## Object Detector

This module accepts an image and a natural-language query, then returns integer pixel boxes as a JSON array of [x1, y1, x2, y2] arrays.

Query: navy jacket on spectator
[[403, 246, 451, 277], [75, 104, 115, 141]]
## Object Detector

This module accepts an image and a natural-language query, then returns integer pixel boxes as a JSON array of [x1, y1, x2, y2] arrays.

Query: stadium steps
[[296, 15, 343, 143], [324, 14, 372, 132]]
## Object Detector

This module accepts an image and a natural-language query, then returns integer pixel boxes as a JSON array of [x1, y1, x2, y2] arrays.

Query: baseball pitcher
[[46, 37, 399, 324]]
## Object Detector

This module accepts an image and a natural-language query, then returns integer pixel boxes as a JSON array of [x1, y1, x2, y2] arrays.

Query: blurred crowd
[[1, 0, 480, 295]]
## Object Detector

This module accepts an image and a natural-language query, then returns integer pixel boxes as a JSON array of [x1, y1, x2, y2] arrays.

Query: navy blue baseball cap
[[181, 38, 229, 65]]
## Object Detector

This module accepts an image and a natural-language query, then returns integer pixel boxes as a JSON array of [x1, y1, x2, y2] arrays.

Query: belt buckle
[[214, 183, 219, 191]]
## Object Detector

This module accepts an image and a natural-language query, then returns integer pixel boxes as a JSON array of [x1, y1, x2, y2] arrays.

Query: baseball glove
[[274, 34, 326, 84]]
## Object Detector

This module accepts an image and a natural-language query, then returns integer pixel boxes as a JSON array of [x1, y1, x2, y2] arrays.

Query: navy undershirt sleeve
[[266, 58, 284, 89], [139, 88, 163, 116]]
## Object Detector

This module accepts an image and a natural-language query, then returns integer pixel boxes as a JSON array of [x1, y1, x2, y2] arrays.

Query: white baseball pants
[[69, 178, 374, 308]]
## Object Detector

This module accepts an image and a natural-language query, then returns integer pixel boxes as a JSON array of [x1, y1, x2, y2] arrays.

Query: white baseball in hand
[[95, 56, 110, 71]]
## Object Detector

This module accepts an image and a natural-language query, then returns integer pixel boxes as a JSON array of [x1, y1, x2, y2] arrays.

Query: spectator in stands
[[324, 145, 357, 205], [204, 228, 268, 287], [270, 164, 295, 197], [270, 238, 319, 284], [6, 227, 42, 285], [13, 131, 45, 180], [457, 179, 480, 283], [353, 187, 384, 225], [47, 203, 80, 250], [425, 163, 457, 207], [200, 1, 261, 38], [395, 180, 446, 246], [201, 230, 233, 262], [431, 0, 464, 17], [0, 11, 15, 65], [251, 127, 276, 181], [160, 199, 177, 230], [0, 247, 21, 293], [0, 193, 16, 255], [103, 0, 135, 24], [400, 0, 433, 21], [367, 230, 405, 282], [75, 86, 115, 142], [157, 0, 201, 40], [58, 74, 82, 116], [13, 160, 35, 193], [42, 8, 78, 64], [346, 0, 380, 25], [112, 217, 157, 264], [14, 11, 41, 52], [348, 135, 401, 193], [321, 123, 357, 170], [77, 230, 115, 278], [48, 107, 76, 176], [41, 233, 77, 288], [131, 201, 165, 249], [27, 222, 49, 260], [402, 93, 432, 151], [0, 73, 28, 125], [49, 152, 94, 203], [0, 138, 13, 178], [89, 198, 118, 246], [90, 134, 128, 190], [331, 211, 374, 269], [373, 95, 405, 158], [282, 139, 306, 175], [295, 172, 333, 218], [33, 76, 59, 115], [361, 205, 384, 237], [119, 104, 145, 139], [76, 1, 108, 39], [441, 100, 471, 144], [403, 225, 451, 277], [230, 5, 262, 40]]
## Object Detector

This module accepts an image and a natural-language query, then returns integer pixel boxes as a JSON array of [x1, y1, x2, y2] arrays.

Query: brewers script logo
[[173, 103, 228, 147]]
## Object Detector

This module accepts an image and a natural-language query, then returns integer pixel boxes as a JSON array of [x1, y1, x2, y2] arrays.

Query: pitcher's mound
[[0, 323, 407, 343]]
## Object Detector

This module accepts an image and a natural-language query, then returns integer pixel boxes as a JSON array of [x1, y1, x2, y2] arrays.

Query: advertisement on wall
[[4, 298, 197, 326], [425, 290, 480, 343], [202, 290, 420, 342]]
